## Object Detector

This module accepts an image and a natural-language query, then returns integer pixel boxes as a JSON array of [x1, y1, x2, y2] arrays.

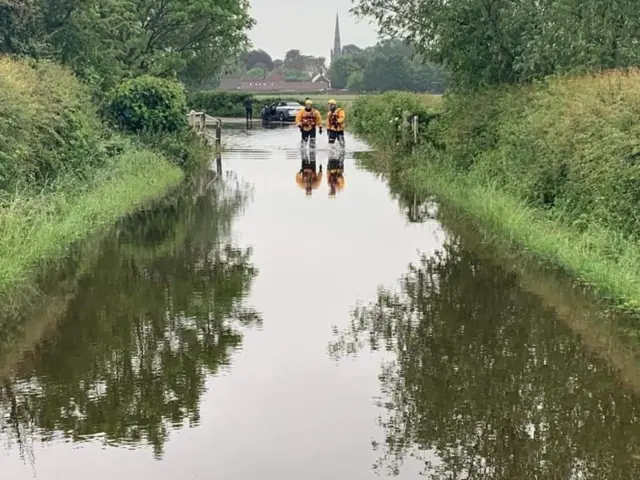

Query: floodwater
[[2, 122, 640, 479]]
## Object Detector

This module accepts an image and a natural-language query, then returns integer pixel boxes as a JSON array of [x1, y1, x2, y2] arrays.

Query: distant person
[[244, 97, 253, 122], [326, 99, 345, 146], [295, 100, 323, 148]]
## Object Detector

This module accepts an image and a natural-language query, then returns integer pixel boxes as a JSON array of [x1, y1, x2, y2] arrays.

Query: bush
[[106, 76, 187, 134], [351, 92, 442, 151], [0, 57, 104, 190], [141, 130, 211, 172]]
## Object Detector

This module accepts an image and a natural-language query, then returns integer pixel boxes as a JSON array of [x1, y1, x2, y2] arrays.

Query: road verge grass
[[0, 151, 183, 301]]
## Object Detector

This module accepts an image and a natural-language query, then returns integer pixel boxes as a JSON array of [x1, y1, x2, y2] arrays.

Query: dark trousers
[[245, 108, 252, 121], [301, 128, 317, 147], [328, 130, 345, 145]]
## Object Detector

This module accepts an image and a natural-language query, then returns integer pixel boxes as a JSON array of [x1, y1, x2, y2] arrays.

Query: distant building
[[330, 13, 342, 63]]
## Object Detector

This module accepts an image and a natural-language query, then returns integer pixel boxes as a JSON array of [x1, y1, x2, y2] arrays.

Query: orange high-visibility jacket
[[295, 108, 322, 131], [326, 108, 345, 131]]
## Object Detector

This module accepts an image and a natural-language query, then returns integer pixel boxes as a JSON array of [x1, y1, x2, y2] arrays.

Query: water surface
[[1, 122, 640, 479]]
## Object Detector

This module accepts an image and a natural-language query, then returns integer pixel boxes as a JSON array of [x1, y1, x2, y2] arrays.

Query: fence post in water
[[216, 153, 222, 174], [215, 119, 221, 148]]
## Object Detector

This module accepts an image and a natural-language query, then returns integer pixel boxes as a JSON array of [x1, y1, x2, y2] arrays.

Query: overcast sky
[[247, 0, 380, 61]]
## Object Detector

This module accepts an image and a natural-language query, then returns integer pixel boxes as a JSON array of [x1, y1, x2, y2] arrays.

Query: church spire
[[332, 12, 341, 62]]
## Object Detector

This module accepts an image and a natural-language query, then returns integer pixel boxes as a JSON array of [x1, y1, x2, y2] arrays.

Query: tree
[[328, 55, 362, 89], [284, 49, 304, 70], [0, 0, 40, 55], [273, 58, 283, 69], [246, 67, 265, 80], [341, 44, 362, 56], [4, 0, 256, 91], [243, 49, 274, 70], [346, 70, 365, 91], [351, 0, 640, 89]]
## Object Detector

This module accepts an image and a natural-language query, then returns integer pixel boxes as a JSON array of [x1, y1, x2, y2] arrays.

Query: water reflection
[[330, 238, 640, 478], [353, 152, 436, 222], [295, 148, 322, 195], [327, 146, 346, 198], [0, 168, 260, 461]]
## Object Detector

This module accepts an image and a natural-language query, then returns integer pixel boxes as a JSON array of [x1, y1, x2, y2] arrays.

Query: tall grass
[[352, 74, 640, 311], [0, 151, 183, 299]]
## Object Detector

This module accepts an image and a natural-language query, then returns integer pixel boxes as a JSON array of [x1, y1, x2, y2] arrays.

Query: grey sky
[[247, 0, 380, 62]]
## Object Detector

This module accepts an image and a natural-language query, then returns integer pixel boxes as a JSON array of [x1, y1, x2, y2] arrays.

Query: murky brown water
[[2, 123, 640, 479]]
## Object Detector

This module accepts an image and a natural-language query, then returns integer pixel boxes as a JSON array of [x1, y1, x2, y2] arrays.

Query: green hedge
[[187, 91, 328, 117], [0, 57, 104, 190], [105, 76, 188, 134]]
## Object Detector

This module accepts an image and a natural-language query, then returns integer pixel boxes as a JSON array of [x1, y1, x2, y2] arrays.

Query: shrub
[[351, 92, 442, 150], [106, 76, 187, 134], [0, 57, 104, 190], [141, 130, 211, 171]]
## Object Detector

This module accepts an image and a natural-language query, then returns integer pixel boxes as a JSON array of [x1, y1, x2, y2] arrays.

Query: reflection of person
[[295, 100, 323, 148], [296, 148, 323, 195], [326, 99, 345, 146], [327, 146, 346, 197]]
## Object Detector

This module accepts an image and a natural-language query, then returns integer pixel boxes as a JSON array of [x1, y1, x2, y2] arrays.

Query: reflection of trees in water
[[0, 169, 260, 460], [353, 152, 437, 223], [330, 240, 640, 478]]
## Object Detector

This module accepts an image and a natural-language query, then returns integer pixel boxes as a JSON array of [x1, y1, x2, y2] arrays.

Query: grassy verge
[[406, 159, 640, 310], [352, 78, 640, 312], [0, 151, 183, 299]]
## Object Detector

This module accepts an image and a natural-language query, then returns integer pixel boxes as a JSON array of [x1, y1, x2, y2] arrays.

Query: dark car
[[261, 101, 303, 122]]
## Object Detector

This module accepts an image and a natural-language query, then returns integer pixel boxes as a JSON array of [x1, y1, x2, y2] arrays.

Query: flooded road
[[2, 123, 640, 479]]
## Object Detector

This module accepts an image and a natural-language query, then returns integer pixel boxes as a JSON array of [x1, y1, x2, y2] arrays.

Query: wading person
[[244, 96, 253, 123], [295, 100, 322, 148], [326, 99, 346, 147]]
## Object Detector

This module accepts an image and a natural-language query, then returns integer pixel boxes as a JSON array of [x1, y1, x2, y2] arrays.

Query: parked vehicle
[[261, 101, 303, 122]]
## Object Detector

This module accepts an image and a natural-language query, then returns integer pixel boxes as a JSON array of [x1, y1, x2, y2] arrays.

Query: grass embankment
[[0, 57, 186, 298], [188, 91, 358, 117], [351, 74, 640, 312]]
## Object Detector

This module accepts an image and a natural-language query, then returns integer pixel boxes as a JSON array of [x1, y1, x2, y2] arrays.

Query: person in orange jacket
[[295, 99, 323, 148], [296, 148, 323, 195], [326, 99, 345, 146]]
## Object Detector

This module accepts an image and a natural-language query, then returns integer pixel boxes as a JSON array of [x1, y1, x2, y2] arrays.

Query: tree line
[[225, 40, 447, 93], [0, 0, 253, 92], [328, 40, 447, 93], [352, 0, 640, 90], [225, 48, 327, 83]]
